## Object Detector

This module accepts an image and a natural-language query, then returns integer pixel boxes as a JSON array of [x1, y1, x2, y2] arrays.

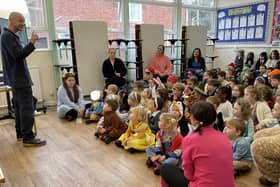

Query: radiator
[[0, 66, 43, 108], [29, 66, 43, 102]]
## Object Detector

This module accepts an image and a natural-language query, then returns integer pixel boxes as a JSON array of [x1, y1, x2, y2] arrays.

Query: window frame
[[129, 3, 143, 23], [183, 1, 216, 35], [25, 0, 49, 50]]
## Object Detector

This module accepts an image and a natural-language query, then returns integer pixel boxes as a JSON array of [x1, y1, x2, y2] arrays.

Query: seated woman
[[187, 48, 206, 80], [149, 45, 171, 83], [102, 48, 127, 88], [160, 102, 235, 187], [57, 71, 91, 121]]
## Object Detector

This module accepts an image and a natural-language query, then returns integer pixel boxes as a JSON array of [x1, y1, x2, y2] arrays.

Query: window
[[129, 2, 175, 39], [199, 10, 214, 34], [53, 0, 123, 39], [0, 0, 49, 49], [129, 3, 142, 23], [25, 0, 49, 49], [183, 9, 215, 34], [183, 0, 215, 8], [25, 0, 46, 29], [187, 9, 198, 26]]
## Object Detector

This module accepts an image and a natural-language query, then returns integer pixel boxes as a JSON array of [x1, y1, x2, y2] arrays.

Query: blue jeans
[[146, 147, 179, 165]]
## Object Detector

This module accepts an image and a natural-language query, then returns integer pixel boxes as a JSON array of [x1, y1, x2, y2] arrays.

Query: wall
[[214, 0, 279, 69], [26, 51, 56, 106]]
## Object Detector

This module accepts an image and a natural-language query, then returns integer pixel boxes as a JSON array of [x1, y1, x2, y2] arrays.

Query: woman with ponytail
[[160, 102, 234, 187], [57, 71, 91, 121]]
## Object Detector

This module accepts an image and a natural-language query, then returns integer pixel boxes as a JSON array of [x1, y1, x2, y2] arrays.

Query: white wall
[[26, 51, 56, 106], [214, 0, 278, 69]]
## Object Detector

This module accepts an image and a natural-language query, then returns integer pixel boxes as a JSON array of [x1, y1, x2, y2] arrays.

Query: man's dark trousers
[[13, 86, 35, 141]]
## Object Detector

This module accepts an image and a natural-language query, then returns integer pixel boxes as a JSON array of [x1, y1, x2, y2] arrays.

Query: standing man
[[0, 12, 46, 146], [102, 48, 127, 88], [149, 45, 171, 83]]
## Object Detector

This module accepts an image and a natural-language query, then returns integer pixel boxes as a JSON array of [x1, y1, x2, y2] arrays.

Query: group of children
[[57, 49, 280, 186]]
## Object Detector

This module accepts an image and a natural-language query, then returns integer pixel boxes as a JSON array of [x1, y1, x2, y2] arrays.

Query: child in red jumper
[[146, 113, 183, 175]]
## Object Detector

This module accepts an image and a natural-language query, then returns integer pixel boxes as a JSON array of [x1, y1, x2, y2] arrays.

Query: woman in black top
[[102, 48, 127, 88]]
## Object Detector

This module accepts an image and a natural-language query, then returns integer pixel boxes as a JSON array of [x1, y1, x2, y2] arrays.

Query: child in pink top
[[160, 101, 235, 187]]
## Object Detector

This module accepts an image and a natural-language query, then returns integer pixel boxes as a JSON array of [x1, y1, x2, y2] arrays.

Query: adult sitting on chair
[[149, 44, 171, 83], [102, 48, 127, 88], [187, 48, 206, 80]]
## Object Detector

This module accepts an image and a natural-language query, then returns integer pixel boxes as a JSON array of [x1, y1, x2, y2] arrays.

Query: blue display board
[[216, 2, 269, 43]]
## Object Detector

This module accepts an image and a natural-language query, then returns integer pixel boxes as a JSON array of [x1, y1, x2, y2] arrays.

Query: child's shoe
[[115, 140, 123, 148], [94, 132, 99, 138], [127, 148, 137, 153], [146, 158, 155, 168], [103, 136, 114, 144], [153, 161, 161, 176], [259, 176, 278, 186]]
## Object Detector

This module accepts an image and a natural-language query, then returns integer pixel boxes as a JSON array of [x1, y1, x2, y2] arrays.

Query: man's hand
[[30, 32, 39, 45], [115, 72, 121, 77]]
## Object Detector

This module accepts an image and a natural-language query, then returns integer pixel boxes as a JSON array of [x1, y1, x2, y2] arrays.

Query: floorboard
[[0, 109, 265, 187]]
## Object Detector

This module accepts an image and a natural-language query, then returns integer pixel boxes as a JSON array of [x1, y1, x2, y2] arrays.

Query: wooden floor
[[0, 108, 264, 187]]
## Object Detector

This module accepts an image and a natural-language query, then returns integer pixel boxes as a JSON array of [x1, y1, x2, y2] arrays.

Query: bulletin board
[[271, 0, 280, 46], [216, 2, 269, 43]]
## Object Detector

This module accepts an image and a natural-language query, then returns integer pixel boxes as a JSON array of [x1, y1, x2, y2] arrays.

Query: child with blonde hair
[[146, 113, 183, 175], [115, 106, 155, 153], [169, 101, 189, 136], [106, 84, 118, 95]]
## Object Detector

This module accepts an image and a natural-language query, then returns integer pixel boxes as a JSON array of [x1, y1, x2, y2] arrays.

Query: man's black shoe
[[23, 138, 47, 147], [17, 135, 23, 142]]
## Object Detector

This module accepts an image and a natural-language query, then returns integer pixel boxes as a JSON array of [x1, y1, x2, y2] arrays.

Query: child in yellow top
[[115, 106, 155, 153]]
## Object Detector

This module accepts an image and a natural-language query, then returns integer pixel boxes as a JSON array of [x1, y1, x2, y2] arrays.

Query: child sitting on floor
[[128, 92, 142, 108], [146, 113, 183, 175], [133, 80, 145, 94], [169, 101, 189, 136], [147, 97, 164, 135], [85, 90, 104, 124], [223, 119, 253, 177], [115, 106, 155, 153], [94, 95, 126, 144], [232, 98, 255, 142], [141, 88, 152, 108]]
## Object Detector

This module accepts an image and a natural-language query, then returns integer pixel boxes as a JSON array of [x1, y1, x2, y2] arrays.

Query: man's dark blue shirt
[[0, 28, 34, 88]]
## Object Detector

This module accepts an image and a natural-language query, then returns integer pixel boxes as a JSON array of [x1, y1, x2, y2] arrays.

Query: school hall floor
[[0, 108, 266, 187]]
